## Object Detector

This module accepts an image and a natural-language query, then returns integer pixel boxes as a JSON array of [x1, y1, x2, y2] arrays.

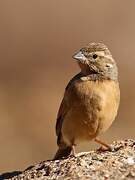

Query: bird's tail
[[53, 146, 72, 160]]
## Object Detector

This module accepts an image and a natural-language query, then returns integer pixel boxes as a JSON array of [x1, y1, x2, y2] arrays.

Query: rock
[[1, 139, 135, 180]]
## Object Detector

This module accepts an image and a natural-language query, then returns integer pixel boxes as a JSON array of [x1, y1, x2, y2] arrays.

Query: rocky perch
[[1, 139, 135, 180]]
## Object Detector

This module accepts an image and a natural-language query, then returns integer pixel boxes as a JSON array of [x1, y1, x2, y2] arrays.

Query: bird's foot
[[95, 138, 112, 152], [97, 145, 112, 152]]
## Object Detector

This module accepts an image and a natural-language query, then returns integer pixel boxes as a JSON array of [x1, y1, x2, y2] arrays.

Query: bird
[[54, 42, 120, 160]]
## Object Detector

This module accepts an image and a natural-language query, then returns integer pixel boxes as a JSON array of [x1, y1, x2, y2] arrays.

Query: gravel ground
[[1, 139, 135, 180]]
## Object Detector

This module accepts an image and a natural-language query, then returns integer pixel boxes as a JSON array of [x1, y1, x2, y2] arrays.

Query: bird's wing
[[55, 94, 68, 137], [55, 73, 82, 144]]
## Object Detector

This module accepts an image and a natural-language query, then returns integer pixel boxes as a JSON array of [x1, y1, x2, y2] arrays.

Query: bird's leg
[[71, 145, 76, 156], [95, 138, 112, 151]]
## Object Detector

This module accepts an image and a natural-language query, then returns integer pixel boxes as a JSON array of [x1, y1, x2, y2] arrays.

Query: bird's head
[[73, 42, 118, 80]]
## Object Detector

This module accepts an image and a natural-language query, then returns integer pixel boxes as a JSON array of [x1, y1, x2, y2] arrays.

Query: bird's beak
[[72, 51, 87, 62]]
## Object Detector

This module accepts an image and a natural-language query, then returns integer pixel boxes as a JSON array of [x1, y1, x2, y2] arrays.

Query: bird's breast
[[62, 79, 120, 145]]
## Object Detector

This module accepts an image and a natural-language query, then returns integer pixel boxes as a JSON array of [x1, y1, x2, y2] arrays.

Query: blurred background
[[0, 0, 135, 173]]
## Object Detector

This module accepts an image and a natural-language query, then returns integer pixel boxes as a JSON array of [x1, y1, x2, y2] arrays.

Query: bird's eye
[[92, 54, 98, 59]]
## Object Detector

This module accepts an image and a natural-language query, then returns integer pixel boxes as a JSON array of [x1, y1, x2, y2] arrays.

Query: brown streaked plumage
[[54, 42, 120, 160]]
